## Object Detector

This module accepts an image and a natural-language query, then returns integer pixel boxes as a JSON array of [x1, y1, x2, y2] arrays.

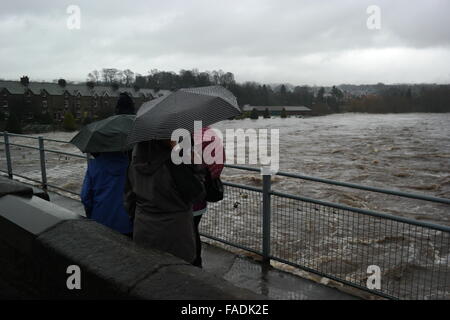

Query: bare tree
[[102, 68, 120, 84], [116, 70, 124, 85], [123, 69, 135, 87], [87, 70, 100, 84]]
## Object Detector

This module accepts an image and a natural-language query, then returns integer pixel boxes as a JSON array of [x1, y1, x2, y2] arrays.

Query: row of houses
[[0, 77, 170, 122], [0, 77, 313, 125]]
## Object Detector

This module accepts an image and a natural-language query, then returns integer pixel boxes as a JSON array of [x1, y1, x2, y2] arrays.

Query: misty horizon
[[1, 69, 448, 89]]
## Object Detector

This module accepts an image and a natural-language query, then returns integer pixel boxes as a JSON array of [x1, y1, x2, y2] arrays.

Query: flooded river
[[1, 113, 449, 299], [215, 113, 450, 225]]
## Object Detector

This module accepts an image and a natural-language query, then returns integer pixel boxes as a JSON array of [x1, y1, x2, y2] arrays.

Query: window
[[76, 97, 82, 119], [55, 111, 63, 121], [42, 100, 48, 114], [1, 101, 8, 118]]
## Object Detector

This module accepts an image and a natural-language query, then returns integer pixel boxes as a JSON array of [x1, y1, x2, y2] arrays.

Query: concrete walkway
[[49, 191, 358, 300]]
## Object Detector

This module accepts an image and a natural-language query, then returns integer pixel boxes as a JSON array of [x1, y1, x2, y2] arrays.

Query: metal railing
[[1, 131, 449, 300], [0, 132, 87, 196]]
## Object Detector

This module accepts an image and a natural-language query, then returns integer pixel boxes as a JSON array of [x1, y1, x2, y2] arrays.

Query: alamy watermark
[[66, 265, 81, 290], [66, 5, 81, 30], [367, 265, 381, 290], [367, 5, 381, 30], [171, 121, 280, 175]]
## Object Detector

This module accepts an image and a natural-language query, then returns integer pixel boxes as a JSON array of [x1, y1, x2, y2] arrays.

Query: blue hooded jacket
[[81, 152, 133, 234]]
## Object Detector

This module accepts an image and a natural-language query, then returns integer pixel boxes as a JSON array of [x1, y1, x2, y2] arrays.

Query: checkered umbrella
[[127, 86, 241, 144]]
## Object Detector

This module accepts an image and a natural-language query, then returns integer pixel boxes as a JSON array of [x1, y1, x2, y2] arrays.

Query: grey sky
[[1, 0, 449, 85]]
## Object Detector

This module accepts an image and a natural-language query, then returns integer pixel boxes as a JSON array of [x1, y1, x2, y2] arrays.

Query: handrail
[[6, 143, 40, 151], [0, 132, 39, 140], [223, 164, 450, 205], [43, 148, 85, 159], [223, 181, 262, 193], [43, 137, 74, 144]]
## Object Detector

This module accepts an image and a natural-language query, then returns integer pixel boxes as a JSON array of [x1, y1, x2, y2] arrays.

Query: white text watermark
[[170, 121, 280, 175]]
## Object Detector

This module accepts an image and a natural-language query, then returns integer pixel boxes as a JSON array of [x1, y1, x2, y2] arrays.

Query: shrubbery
[[250, 108, 259, 120], [63, 112, 77, 131]]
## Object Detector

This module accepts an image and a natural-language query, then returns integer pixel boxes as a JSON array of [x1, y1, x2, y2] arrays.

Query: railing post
[[262, 172, 272, 264], [3, 132, 13, 179], [38, 136, 47, 190]]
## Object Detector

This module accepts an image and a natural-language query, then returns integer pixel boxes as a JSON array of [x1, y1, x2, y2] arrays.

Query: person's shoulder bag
[[204, 169, 224, 202]]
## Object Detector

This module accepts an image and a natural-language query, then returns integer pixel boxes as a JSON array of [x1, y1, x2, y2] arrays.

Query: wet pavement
[[49, 191, 358, 300]]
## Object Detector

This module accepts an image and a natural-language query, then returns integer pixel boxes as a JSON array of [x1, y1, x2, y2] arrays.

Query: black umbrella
[[127, 86, 241, 144], [70, 114, 135, 153]]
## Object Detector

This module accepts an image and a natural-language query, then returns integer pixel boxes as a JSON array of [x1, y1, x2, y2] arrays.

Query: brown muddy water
[[1, 113, 449, 299]]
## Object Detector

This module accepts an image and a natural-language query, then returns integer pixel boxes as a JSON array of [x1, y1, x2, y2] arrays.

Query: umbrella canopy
[[70, 114, 136, 153], [127, 86, 241, 144]]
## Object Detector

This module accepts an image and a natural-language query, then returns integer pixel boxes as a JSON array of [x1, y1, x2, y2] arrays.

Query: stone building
[[242, 105, 312, 116], [0, 77, 169, 123]]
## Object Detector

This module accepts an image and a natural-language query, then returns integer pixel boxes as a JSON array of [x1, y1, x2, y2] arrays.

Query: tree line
[[346, 85, 450, 113], [86, 68, 326, 108], [84, 68, 450, 114]]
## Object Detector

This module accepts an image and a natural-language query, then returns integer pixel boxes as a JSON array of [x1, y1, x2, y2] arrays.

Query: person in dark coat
[[81, 152, 133, 236], [124, 140, 205, 263], [115, 93, 135, 115], [115, 92, 135, 162]]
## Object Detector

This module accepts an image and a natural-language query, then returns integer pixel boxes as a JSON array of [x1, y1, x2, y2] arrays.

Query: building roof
[[0, 80, 170, 99], [0, 81, 24, 95], [243, 105, 311, 112]]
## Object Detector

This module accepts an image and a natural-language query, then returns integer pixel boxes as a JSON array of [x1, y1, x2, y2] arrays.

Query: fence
[[1, 131, 450, 300]]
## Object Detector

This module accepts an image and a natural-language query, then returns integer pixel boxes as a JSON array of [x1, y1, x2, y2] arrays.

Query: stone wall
[[0, 178, 263, 300]]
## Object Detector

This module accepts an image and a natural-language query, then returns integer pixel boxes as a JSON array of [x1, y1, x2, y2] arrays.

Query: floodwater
[[214, 113, 450, 225], [1, 113, 449, 299]]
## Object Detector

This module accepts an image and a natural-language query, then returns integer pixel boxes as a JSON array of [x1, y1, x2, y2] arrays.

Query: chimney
[[20, 76, 30, 86], [58, 79, 67, 87]]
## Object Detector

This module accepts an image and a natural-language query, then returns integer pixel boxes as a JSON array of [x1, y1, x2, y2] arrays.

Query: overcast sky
[[1, 0, 449, 86]]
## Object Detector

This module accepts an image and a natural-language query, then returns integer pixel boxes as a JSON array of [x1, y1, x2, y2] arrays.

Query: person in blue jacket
[[81, 152, 133, 236]]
